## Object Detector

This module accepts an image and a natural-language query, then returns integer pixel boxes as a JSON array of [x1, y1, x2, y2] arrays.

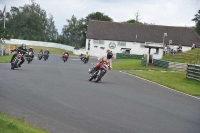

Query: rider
[[44, 49, 50, 59], [10, 43, 27, 67], [62, 50, 69, 58], [28, 47, 34, 58], [62, 50, 69, 57], [84, 52, 90, 62], [89, 57, 108, 74]]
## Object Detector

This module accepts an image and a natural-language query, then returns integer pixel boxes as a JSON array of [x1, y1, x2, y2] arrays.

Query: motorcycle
[[38, 52, 43, 60], [79, 54, 84, 61], [89, 62, 109, 83], [62, 54, 68, 62], [26, 51, 33, 64], [11, 52, 24, 70], [82, 57, 88, 64], [43, 52, 49, 61]]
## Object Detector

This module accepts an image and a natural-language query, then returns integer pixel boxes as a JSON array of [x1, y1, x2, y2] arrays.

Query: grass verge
[[0, 112, 49, 133], [112, 59, 169, 71], [113, 59, 200, 96], [128, 71, 200, 96]]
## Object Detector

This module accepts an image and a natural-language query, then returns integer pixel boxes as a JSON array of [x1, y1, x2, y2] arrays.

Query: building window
[[93, 39, 104, 45], [118, 41, 126, 46], [93, 40, 98, 44]]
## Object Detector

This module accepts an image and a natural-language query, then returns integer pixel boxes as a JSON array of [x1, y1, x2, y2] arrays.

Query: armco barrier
[[153, 59, 169, 68], [116, 53, 143, 59], [186, 64, 200, 82], [141, 59, 147, 66]]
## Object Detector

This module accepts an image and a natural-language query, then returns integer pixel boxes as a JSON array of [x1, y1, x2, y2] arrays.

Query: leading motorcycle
[[11, 52, 24, 70], [89, 62, 109, 83]]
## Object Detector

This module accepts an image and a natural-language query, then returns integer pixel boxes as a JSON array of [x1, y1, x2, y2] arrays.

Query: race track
[[0, 55, 200, 133]]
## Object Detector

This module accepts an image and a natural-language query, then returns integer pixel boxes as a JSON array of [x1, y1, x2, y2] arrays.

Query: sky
[[0, 0, 200, 33]]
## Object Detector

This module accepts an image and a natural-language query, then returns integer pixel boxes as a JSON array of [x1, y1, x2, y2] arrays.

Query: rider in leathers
[[28, 47, 34, 58], [10, 44, 28, 67]]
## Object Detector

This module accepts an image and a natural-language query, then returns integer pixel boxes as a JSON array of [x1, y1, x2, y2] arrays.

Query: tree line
[[0, 0, 199, 48]]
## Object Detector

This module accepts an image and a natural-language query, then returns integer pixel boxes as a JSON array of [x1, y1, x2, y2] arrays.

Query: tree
[[46, 14, 58, 42], [85, 12, 113, 22], [62, 15, 83, 47], [192, 10, 200, 36], [125, 11, 142, 24], [5, 0, 57, 41]]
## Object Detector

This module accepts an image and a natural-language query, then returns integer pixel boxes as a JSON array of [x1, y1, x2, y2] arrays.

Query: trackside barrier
[[186, 64, 200, 82], [141, 59, 147, 66], [153, 59, 169, 68], [116, 53, 143, 59]]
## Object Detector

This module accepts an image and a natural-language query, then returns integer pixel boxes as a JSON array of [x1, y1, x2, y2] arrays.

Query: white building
[[85, 20, 200, 59]]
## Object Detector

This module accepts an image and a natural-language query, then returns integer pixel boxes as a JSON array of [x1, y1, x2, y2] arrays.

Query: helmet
[[22, 44, 26, 49]]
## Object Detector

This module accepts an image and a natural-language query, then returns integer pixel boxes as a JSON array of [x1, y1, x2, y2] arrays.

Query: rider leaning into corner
[[10, 43, 28, 67], [62, 50, 69, 57], [89, 55, 112, 74], [44, 49, 50, 58], [28, 46, 35, 58], [89, 49, 114, 74]]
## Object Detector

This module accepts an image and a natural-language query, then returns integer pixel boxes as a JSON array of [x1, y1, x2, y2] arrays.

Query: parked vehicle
[[11, 52, 23, 70], [62, 54, 68, 62], [26, 51, 33, 64], [89, 62, 109, 83]]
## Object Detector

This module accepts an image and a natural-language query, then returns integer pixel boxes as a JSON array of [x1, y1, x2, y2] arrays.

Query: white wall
[[5, 39, 75, 51], [86, 39, 165, 59]]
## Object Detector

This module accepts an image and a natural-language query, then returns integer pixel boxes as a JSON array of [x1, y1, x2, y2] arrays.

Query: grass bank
[[0, 112, 49, 133], [113, 59, 200, 96], [162, 48, 200, 64]]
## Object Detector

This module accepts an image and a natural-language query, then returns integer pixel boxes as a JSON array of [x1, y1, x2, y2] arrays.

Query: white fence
[[4, 39, 112, 57]]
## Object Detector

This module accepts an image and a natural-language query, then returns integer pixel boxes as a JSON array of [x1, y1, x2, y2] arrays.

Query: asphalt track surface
[[0, 55, 200, 133]]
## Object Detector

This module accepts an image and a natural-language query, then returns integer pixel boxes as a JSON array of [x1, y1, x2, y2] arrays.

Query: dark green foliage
[[192, 10, 200, 36], [0, 1, 58, 42], [62, 12, 113, 47]]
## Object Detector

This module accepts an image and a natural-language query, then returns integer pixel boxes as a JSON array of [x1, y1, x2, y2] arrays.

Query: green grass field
[[0, 112, 49, 133], [112, 59, 200, 96], [112, 59, 169, 71], [128, 71, 200, 96]]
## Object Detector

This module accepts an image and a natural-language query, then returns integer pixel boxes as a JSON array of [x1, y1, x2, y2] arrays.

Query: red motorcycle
[[89, 62, 109, 83], [62, 54, 68, 62], [11, 52, 23, 70]]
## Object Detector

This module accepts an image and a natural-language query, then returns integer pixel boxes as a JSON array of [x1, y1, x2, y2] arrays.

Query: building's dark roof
[[86, 20, 200, 47]]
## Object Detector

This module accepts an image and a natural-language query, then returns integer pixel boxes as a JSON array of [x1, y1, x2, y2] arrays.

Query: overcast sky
[[0, 0, 199, 33]]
